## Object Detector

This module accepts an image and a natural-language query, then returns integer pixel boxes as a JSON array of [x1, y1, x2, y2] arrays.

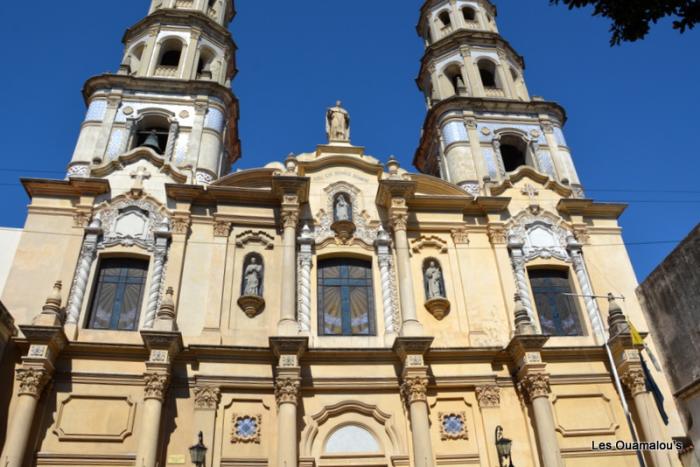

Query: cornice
[[413, 96, 567, 172], [417, 30, 525, 85], [299, 154, 384, 178], [21, 178, 110, 199], [122, 9, 236, 54], [557, 199, 628, 219]]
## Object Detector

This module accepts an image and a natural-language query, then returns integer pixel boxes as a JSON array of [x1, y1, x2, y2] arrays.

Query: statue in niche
[[242, 256, 263, 297], [424, 261, 445, 299], [334, 194, 351, 222], [326, 101, 350, 142]]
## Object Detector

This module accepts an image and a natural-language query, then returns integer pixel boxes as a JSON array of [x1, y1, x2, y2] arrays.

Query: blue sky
[[0, 1, 698, 281]]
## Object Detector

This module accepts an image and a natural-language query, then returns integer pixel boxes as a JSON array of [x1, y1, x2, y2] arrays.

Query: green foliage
[[550, 0, 700, 45]]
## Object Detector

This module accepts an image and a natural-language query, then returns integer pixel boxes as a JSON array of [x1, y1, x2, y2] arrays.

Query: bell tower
[[414, 0, 583, 197], [67, 0, 239, 186]]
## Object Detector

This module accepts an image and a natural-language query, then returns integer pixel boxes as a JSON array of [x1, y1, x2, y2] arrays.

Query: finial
[[44, 281, 63, 311], [513, 293, 536, 336], [33, 280, 64, 326], [607, 292, 629, 337], [153, 287, 178, 332], [300, 223, 312, 239], [285, 153, 298, 174], [386, 156, 401, 178]]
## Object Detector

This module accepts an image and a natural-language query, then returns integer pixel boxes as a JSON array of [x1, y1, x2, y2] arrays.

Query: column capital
[[144, 371, 171, 402], [16, 367, 51, 398], [518, 373, 551, 401], [193, 385, 221, 410], [487, 224, 507, 245], [621, 368, 647, 397], [275, 375, 301, 406], [281, 209, 300, 230], [213, 220, 232, 238], [401, 375, 429, 405], [476, 385, 501, 409]]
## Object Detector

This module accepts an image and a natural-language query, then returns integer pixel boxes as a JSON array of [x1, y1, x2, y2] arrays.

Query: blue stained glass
[[236, 417, 258, 438], [443, 415, 464, 434]]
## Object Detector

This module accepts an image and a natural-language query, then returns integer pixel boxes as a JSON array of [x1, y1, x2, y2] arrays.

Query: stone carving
[[518, 373, 551, 401], [334, 194, 351, 222], [95, 196, 168, 251], [196, 170, 214, 185], [171, 216, 190, 235], [424, 261, 445, 299], [487, 225, 507, 245], [232, 414, 262, 443], [567, 238, 605, 342], [143, 222, 171, 329], [65, 220, 102, 324], [213, 221, 232, 238], [242, 256, 263, 297], [314, 182, 377, 246], [326, 101, 350, 143], [275, 377, 301, 406], [411, 235, 448, 254], [621, 369, 647, 396], [451, 229, 470, 245], [130, 167, 151, 194], [16, 368, 51, 398], [143, 372, 170, 401], [66, 163, 90, 178], [377, 254, 398, 334], [235, 230, 275, 250], [439, 412, 469, 440], [297, 226, 314, 332], [507, 212, 570, 263], [194, 386, 221, 410], [476, 385, 501, 408], [281, 209, 299, 230], [401, 376, 429, 405]]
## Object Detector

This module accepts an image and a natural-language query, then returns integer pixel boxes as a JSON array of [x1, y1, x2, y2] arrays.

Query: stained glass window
[[87, 258, 148, 330], [318, 259, 375, 336], [529, 269, 583, 336], [235, 417, 258, 438]]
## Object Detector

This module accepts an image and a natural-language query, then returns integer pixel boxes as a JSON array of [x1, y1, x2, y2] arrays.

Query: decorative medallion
[[232, 414, 262, 443], [439, 412, 468, 440]]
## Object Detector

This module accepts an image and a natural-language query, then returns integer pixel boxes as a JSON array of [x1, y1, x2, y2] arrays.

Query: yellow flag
[[628, 320, 644, 346]]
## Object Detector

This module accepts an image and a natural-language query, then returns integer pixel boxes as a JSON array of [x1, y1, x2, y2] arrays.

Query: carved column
[[297, 225, 314, 333], [144, 222, 172, 329], [507, 235, 536, 326], [391, 197, 423, 337], [508, 331, 563, 467], [271, 337, 307, 467], [476, 385, 501, 467], [278, 196, 300, 335], [65, 219, 103, 327], [566, 237, 605, 344], [164, 120, 180, 162], [2, 289, 67, 467], [608, 301, 673, 467], [137, 329, 183, 467], [395, 337, 435, 467], [375, 227, 398, 341], [193, 386, 221, 467]]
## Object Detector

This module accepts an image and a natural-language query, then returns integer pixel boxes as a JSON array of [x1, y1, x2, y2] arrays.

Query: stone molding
[[193, 385, 221, 410], [475, 385, 501, 408], [274, 377, 301, 406], [401, 376, 429, 405], [143, 372, 170, 401], [518, 373, 551, 401], [16, 367, 51, 398]]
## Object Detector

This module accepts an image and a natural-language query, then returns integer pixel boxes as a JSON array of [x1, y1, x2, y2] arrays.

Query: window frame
[[317, 258, 377, 337], [85, 257, 150, 331], [527, 267, 585, 337]]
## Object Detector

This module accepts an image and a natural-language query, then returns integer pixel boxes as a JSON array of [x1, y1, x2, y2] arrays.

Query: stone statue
[[326, 101, 350, 143], [495, 426, 514, 467], [425, 261, 444, 299], [243, 257, 263, 296], [334, 195, 351, 222]]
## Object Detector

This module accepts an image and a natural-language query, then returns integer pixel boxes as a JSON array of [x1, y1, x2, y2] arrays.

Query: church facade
[[0, 1, 690, 467]]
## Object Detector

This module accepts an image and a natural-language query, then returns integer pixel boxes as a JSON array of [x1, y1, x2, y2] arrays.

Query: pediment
[[90, 147, 188, 184], [490, 166, 573, 198], [412, 174, 469, 197]]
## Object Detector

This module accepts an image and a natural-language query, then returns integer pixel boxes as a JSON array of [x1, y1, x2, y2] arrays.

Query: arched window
[[462, 6, 476, 21], [197, 47, 216, 79], [444, 64, 465, 97], [241, 253, 264, 297], [318, 258, 375, 336], [325, 425, 381, 454], [127, 43, 145, 73], [423, 258, 446, 300], [87, 258, 149, 330], [134, 115, 170, 154], [499, 134, 528, 172], [156, 39, 183, 76], [528, 268, 583, 336], [477, 59, 498, 89], [438, 10, 452, 29]]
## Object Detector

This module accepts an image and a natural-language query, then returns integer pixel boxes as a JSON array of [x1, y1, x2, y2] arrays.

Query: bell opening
[[136, 128, 168, 154]]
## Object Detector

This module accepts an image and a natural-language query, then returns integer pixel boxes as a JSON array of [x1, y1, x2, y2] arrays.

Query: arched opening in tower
[[500, 135, 528, 172]]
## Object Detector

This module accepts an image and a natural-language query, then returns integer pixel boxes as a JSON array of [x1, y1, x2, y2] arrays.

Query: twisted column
[[66, 220, 102, 325], [567, 241, 605, 344], [375, 227, 397, 335], [144, 225, 171, 329], [297, 226, 314, 333], [508, 241, 535, 325]]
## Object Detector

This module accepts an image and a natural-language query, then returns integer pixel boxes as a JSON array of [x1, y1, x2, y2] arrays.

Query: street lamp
[[189, 431, 207, 467], [495, 425, 514, 467]]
